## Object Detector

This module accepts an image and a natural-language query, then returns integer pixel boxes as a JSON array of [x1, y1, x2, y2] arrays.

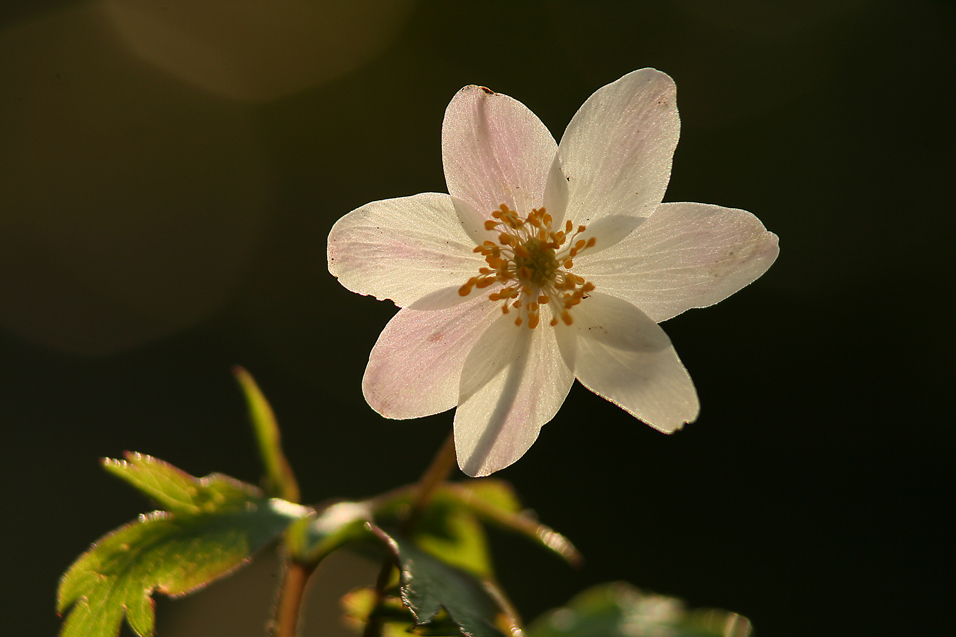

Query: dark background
[[1, 1, 951, 635]]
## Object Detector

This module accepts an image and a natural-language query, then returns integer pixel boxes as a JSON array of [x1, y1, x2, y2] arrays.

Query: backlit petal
[[578, 202, 779, 322], [542, 153, 570, 224], [575, 214, 645, 255], [556, 69, 679, 225], [560, 293, 699, 432], [455, 311, 574, 476], [363, 293, 501, 419], [442, 85, 557, 219], [451, 197, 495, 246], [328, 192, 479, 307]]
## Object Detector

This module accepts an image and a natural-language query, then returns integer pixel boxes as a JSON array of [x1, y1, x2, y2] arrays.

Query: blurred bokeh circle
[[97, 0, 418, 102], [0, 5, 272, 355]]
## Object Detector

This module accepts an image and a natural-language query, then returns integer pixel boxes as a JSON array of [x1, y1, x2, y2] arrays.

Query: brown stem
[[272, 557, 315, 637], [404, 432, 457, 531]]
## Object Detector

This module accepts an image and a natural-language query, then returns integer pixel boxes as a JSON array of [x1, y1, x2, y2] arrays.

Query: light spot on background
[[97, 0, 418, 102], [0, 6, 272, 355]]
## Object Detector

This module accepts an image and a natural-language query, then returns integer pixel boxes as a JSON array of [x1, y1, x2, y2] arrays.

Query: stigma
[[458, 204, 596, 328]]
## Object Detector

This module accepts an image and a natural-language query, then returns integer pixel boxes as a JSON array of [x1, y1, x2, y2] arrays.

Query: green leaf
[[450, 479, 522, 513], [370, 479, 580, 570], [366, 485, 495, 579], [233, 365, 300, 502], [102, 452, 262, 515], [342, 586, 458, 636], [440, 481, 582, 567], [369, 524, 509, 637], [527, 582, 753, 637], [58, 455, 309, 637], [285, 500, 373, 565], [412, 497, 493, 579]]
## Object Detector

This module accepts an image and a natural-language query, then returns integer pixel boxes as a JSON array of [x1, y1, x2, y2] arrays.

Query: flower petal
[[576, 214, 645, 255], [442, 85, 557, 219], [451, 197, 495, 246], [362, 294, 501, 419], [556, 69, 679, 225], [455, 312, 574, 476], [542, 153, 570, 224], [408, 284, 475, 311], [577, 202, 779, 323], [327, 192, 479, 307], [560, 292, 698, 432]]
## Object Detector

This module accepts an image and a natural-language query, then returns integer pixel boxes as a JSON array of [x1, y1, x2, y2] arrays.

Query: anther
[[463, 203, 597, 329]]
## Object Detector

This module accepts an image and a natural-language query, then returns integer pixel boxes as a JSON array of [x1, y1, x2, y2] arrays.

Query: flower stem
[[272, 556, 315, 637], [405, 432, 457, 530], [363, 432, 458, 637]]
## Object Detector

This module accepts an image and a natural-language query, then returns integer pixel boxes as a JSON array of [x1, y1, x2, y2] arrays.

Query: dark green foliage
[[370, 524, 510, 637]]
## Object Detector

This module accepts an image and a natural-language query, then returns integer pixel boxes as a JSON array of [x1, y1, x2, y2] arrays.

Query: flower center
[[458, 204, 596, 328]]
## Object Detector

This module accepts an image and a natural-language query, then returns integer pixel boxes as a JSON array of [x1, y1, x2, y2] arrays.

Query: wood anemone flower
[[328, 69, 779, 477]]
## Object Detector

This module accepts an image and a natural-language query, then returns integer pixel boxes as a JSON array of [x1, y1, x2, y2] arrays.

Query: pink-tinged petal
[[556, 69, 680, 225], [577, 202, 779, 323], [328, 192, 480, 308], [363, 294, 501, 419], [451, 197, 496, 246], [561, 293, 699, 432], [442, 85, 557, 220], [409, 284, 477, 311], [455, 311, 574, 476]]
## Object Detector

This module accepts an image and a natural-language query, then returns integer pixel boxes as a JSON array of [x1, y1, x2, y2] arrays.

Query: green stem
[[362, 558, 397, 637], [363, 432, 458, 637]]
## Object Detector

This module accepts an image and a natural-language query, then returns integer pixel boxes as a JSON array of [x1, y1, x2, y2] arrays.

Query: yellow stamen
[[459, 204, 597, 329]]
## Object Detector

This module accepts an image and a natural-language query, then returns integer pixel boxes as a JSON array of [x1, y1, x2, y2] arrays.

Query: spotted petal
[[455, 311, 574, 477], [363, 293, 502, 419], [577, 202, 779, 323], [442, 85, 557, 220], [327, 192, 479, 308], [559, 292, 699, 432], [552, 68, 680, 226]]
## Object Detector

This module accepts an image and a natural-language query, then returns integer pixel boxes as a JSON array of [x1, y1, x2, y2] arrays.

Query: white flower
[[328, 69, 778, 477]]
